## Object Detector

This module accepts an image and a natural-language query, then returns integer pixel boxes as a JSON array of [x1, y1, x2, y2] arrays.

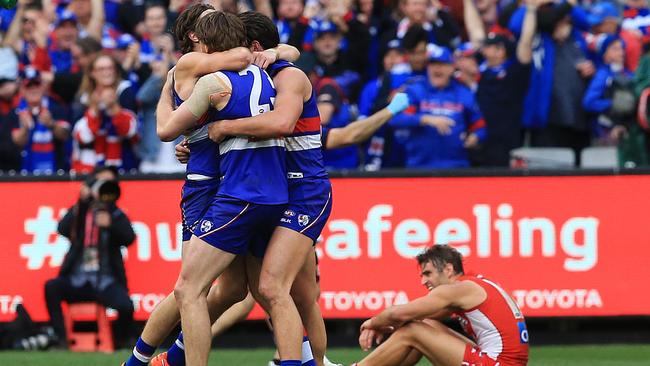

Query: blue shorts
[[278, 179, 332, 243], [180, 179, 219, 242], [192, 195, 286, 257]]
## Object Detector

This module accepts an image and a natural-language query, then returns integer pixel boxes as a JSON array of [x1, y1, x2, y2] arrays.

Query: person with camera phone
[[44, 166, 136, 348]]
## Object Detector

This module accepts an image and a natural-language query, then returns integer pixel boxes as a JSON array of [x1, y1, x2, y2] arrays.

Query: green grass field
[[1, 345, 649, 366]]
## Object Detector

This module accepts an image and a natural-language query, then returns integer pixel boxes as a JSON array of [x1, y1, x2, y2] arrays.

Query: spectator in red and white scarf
[[72, 54, 137, 173]]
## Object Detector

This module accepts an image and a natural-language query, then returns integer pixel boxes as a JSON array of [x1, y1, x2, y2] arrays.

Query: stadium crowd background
[[1, 0, 650, 174]]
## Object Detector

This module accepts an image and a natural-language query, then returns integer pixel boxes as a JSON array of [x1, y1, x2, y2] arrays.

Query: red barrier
[[1, 175, 649, 322]]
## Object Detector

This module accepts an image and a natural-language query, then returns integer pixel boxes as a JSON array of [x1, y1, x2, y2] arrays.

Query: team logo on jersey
[[200, 220, 213, 233], [284, 210, 296, 217], [298, 214, 310, 227]]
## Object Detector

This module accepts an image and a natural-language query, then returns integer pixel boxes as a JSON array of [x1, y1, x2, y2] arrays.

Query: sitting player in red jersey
[[353, 245, 529, 366]]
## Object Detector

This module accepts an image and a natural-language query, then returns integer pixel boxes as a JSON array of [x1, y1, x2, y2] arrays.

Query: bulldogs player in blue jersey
[[122, 6, 300, 366], [156, 11, 290, 366], [151, 12, 328, 366]]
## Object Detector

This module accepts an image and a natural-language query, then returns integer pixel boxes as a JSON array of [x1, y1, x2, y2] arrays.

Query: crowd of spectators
[[2, 0, 650, 174]]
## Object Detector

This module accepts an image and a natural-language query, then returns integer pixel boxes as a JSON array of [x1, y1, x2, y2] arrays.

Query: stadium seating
[[580, 147, 618, 168], [510, 147, 575, 169]]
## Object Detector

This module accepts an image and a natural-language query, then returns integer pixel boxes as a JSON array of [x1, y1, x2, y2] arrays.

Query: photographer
[[44, 166, 135, 348]]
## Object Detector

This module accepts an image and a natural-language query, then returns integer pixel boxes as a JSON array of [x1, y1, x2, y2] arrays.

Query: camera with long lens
[[84, 177, 121, 215]]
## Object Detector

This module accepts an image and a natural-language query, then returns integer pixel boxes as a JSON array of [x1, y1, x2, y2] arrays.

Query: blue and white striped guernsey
[[267, 60, 328, 181], [212, 65, 288, 205]]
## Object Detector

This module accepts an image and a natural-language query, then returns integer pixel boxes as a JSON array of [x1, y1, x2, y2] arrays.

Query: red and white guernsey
[[453, 274, 529, 365]]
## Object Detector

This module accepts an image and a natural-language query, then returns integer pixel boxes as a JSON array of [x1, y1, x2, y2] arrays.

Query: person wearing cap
[[114, 33, 142, 87], [362, 25, 430, 169], [298, 19, 362, 169], [11, 67, 71, 173], [48, 11, 80, 74], [298, 19, 358, 89], [453, 42, 479, 91], [583, 35, 636, 144], [389, 46, 487, 168], [588, 1, 641, 71]]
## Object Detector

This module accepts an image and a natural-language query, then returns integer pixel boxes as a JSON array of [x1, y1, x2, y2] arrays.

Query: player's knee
[[173, 277, 199, 306], [258, 276, 287, 305], [173, 285, 187, 306], [395, 321, 427, 341]]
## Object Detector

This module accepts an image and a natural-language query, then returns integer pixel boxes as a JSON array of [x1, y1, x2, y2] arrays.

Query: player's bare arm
[[155, 70, 175, 138], [359, 281, 486, 350], [172, 47, 251, 98], [173, 44, 298, 97], [180, 44, 298, 75], [157, 73, 232, 141], [326, 93, 409, 149], [208, 67, 309, 142], [251, 44, 300, 69]]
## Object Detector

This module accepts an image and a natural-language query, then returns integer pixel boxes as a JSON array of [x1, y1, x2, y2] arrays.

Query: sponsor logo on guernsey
[[200, 220, 213, 233], [517, 321, 529, 344], [298, 214, 310, 227]]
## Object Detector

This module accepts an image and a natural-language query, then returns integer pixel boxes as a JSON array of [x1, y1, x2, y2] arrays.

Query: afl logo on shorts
[[298, 214, 310, 227], [200, 220, 213, 233]]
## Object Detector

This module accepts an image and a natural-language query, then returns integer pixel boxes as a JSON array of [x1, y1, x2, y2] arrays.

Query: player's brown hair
[[173, 2, 215, 54], [194, 11, 248, 53], [416, 245, 464, 275]]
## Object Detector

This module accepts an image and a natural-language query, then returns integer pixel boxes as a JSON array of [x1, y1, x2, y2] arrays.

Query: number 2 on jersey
[[239, 66, 275, 116]]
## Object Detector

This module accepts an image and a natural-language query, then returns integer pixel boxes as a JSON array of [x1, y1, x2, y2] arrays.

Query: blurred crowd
[[2, 0, 650, 174]]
